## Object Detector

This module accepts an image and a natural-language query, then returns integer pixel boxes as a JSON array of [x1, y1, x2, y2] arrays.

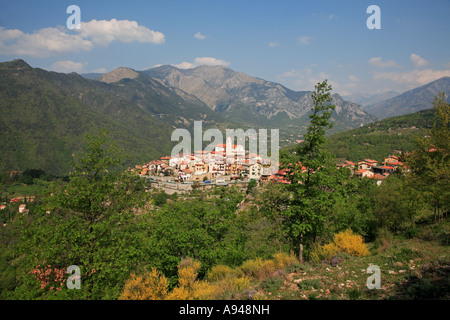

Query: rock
[[272, 269, 286, 278], [246, 289, 258, 299], [330, 256, 344, 267], [290, 283, 299, 291], [394, 262, 404, 267]]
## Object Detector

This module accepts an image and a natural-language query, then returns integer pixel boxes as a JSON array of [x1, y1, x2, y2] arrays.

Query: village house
[[358, 159, 377, 170], [194, 162, 208, 176], [371, 173, 387, 186], [355, 169, 374, 179], [372, 165, 395, 175], [178, 168, 193, 181]]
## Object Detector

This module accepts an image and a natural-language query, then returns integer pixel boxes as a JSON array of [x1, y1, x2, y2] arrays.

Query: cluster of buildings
[[132, 136, 404, 186], [336, 155, 404, 185], [133, 139, 274, 182]]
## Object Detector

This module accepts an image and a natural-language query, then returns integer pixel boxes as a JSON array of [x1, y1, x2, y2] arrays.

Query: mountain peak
[[0, 59, 32, 72], [97, 67, 139, 83]]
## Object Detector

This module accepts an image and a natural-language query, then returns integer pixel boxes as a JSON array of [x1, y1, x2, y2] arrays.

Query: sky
[[0, 0, 449, 95]]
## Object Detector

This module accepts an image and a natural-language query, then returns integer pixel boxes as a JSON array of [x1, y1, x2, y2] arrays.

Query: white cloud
[[328, 14, 337, 20], [194, 57, 230, 67], [0, 19, 165, 57], [277, 68, 335, 91], [79, 19, 165, 46], [51, 60, 87, 73], [90, 67, 108, 73], [170, 57, 231, 70], [348, 75, 360, 82], [368, 57, 400, 68], [194, 32, 206, 40], [172, 61, 196, 69], [373, 68, 450, 88], [298, 36, 311, 45], [0, 26, 92, 57], [268, 41, 279, 48], [410, 53, 428, 68], [278, 69, 300, 78]]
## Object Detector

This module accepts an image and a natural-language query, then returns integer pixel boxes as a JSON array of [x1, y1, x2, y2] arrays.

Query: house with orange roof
[[371, 173, 387, 185]]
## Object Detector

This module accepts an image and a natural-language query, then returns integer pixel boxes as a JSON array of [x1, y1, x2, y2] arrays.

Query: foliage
[[311, 229, 370, 263], [119, 268, 169, 300], [207, 264, 237, 282], [406, 93, 450, 223], [12, 132, 152, 299], [327, 109, 434, 163], [255, 183, 290, 253], [369, 175, 421, 231], [333, 229, 370, 257], [272, 252, 298, 270], [0, 59, 174, 176], [282, 80, 341, 263], [240, 258, 276, 280], [147, 187, 246, 284]]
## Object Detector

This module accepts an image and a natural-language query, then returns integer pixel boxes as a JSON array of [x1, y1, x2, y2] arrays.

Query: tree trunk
[[299, 234, 304, 264]]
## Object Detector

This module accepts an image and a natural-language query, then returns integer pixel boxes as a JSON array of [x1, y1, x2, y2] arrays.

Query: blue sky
[[1, 0, 449, 95]]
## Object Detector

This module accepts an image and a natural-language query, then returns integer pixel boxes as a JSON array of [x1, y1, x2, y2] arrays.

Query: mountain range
[[144, 65, 376, 133], [0, 60, 214, 175], [343, 91, 400, 108], [1, 58, 448, 175], [363, 77, 450, 119]]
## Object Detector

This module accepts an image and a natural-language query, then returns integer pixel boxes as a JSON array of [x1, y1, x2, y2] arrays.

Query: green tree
[[282, 80, 339, 263], [406, 93, 450, 223], [256, 182, 290, 253], [147, 187, 246, 285], [369, 175, 420, 232], [15, 131, 151, 299]]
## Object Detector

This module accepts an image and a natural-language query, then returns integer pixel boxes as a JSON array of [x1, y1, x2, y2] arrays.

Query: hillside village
[[130, 138, 405, 188]]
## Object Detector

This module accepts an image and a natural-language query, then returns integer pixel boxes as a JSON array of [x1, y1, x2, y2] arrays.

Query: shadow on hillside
[[391, 260, 450, 300]]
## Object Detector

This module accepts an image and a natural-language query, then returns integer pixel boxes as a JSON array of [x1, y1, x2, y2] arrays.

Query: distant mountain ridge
[[8, 58, 439, 175], [143, 65, 377, 130], [0, 60, 229, 175], [364, 77, 450, 119], [344, 91, 400, 108]]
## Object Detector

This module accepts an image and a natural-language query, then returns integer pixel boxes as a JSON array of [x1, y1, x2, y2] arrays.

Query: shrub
[[176, 258, 201, 289], [375, 227, 393, 252], [310, 243, 340, 263], [259, 276, 284, 293], [167, 258, 223, 300], [297, 279, 322, 290], [207, 264, 235, 282], [119, 268, 169, 300], [348, 289, 362, 300], [233, 276, 252, 292], [240, 258, 276, 279], [333, 229, 370, 257], [273, 252, 298, 269], [311, 229, 370, 263]]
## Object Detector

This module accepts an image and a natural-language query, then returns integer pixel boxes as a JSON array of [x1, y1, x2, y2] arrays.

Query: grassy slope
[[325, 109, 435, 163], [0, 60, 174, 175], [201, 217, 449, 300]]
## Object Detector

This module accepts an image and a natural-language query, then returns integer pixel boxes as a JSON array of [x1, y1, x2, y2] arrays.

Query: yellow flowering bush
[[119, 267, 169, 300], [311, 229, 370, 263]]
